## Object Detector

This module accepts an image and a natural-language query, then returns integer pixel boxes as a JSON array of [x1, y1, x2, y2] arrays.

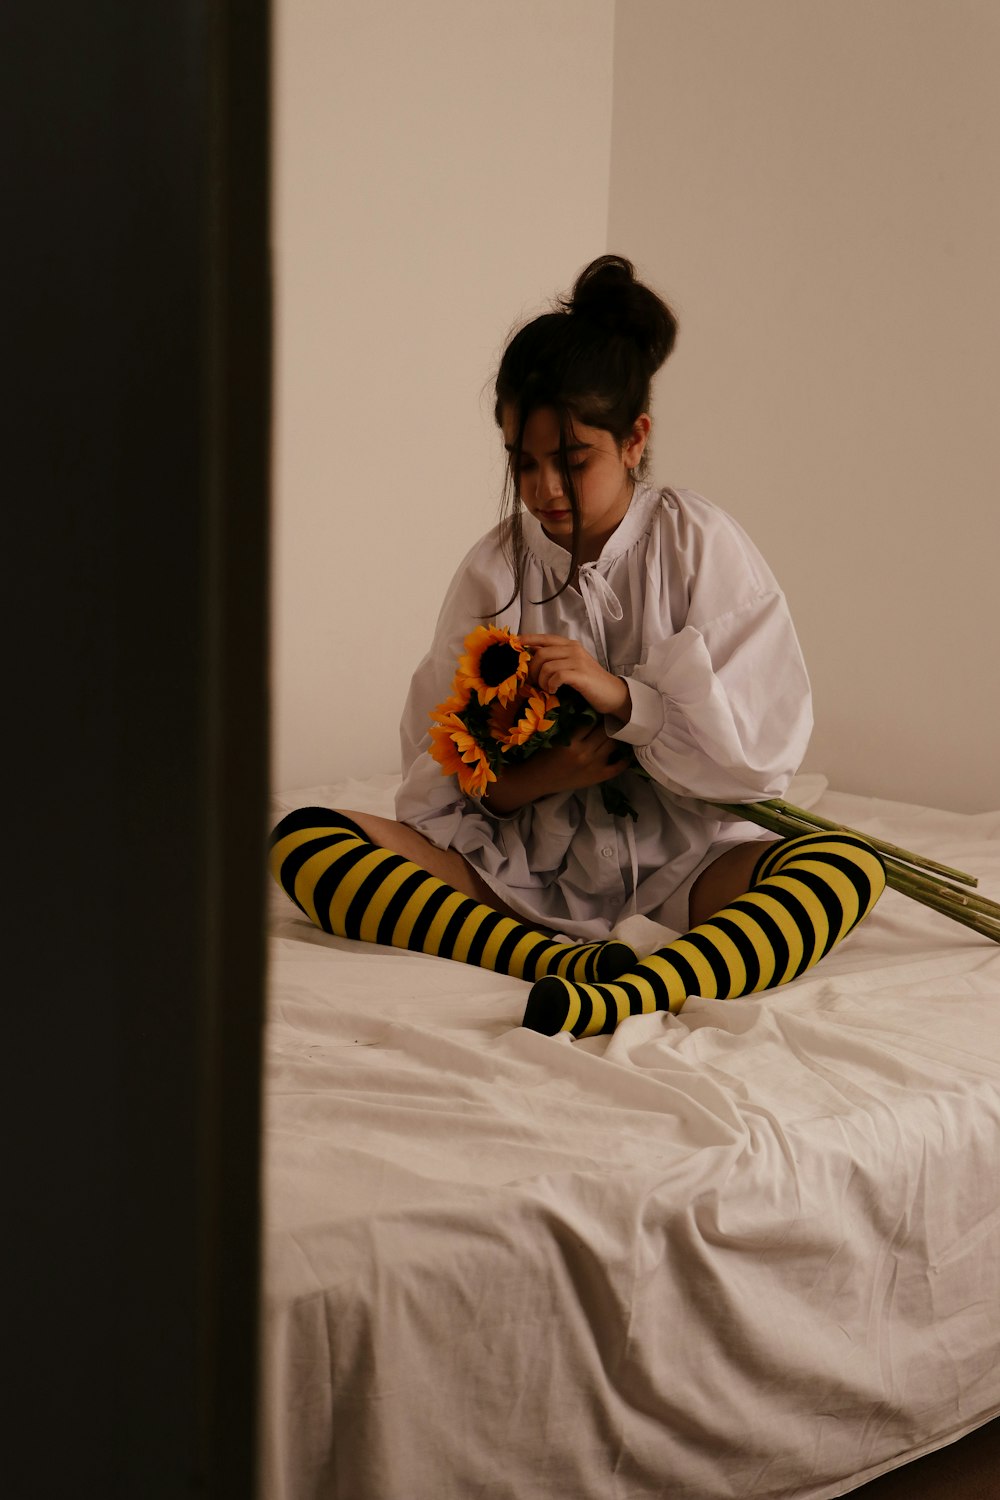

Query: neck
[[567, 475, 637, 564]]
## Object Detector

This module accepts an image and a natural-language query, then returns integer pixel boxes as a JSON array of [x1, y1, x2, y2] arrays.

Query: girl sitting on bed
[[271, 255, 885, 1038]]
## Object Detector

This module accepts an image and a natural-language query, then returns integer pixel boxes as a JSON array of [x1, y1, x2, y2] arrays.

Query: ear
[[622, 414, 651, 470]]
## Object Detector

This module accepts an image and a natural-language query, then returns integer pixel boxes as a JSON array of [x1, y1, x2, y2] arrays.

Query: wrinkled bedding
[[260, 776, 1000, 1499]]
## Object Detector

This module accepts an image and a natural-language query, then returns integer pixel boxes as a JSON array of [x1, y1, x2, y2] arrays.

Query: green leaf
[[601, 783, 639, 821]]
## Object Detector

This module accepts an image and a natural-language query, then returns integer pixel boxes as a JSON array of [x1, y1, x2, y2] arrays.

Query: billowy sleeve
[[609, 503, 813, 802], [395, 530, 519, 839]]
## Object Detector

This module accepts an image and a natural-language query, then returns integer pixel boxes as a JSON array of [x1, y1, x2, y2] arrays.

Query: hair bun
[[564, 254, 676, 374]]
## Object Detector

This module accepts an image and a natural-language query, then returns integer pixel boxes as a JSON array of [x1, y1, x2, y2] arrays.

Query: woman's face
[[501, 405, 649, 561]]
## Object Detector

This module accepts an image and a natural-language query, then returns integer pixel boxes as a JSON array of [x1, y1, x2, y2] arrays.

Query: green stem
[[711, 798, 999, 943], [769, 800, 979, 888], [891, 882, 1000, 943]]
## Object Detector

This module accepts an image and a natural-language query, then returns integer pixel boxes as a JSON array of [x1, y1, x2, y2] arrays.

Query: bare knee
[[689, 839, 777, 927], [339, 809, 442, 868], [339, 809, 501, 909]]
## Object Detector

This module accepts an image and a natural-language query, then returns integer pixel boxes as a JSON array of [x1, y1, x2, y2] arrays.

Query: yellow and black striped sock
[[269, 807, 638, 983], [521, 832, 887, 1038]]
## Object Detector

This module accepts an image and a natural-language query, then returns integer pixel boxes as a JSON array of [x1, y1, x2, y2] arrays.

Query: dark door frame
[[6, 4, 270, 1495]]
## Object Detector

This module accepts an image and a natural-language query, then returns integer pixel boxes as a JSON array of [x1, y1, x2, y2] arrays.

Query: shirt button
[[601, 846, 615, 859]]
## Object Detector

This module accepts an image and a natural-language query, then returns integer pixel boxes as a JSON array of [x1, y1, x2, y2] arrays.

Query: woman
[[270, 256, 884, 1036]]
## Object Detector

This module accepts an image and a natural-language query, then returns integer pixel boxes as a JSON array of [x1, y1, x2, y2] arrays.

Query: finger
[[527, 657, 560, 690], [592, 736, 628, 768], [518, 633, 572, 649], [537, 664, 574, 695], [585, 722, 613, 745], [529, 645, 575, 673], [532, 644, 590, 669], [527, 643, 593, 676], [569, 723, 605, 750], [538, 653, 592, 687]]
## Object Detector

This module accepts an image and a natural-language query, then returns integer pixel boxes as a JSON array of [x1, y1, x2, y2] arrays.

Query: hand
[[539, 722, 629, 793], [481, 723, 628, 814], [519, 634, 632, 720]]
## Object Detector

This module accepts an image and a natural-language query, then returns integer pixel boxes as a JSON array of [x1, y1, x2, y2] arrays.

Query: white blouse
[[395, 483, 813, 939]]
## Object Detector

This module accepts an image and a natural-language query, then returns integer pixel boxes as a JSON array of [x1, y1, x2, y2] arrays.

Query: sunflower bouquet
[[428, 624, 639, 818], [425, 630, 1000, 944]]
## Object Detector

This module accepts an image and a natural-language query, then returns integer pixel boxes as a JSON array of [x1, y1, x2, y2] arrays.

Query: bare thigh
[[341, 810, 529, 925], [688, 838, 778, 928]]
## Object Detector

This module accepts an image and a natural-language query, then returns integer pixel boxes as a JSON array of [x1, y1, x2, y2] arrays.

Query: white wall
[[274, 0, 999, 813], [609, 0, 1000, 811], [271, 0, 615, 790]]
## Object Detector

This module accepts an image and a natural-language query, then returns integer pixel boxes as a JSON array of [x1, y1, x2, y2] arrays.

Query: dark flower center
[[479, 642, 520, 687]]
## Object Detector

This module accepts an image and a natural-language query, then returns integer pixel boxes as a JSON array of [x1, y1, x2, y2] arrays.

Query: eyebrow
[[503, 441, 592, 456]]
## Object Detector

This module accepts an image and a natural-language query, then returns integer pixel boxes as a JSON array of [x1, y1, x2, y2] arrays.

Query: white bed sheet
[[260, 776, 1000, 1500]]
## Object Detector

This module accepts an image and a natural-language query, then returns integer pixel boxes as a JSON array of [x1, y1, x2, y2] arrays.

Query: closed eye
[[512, 457, 587, 474]]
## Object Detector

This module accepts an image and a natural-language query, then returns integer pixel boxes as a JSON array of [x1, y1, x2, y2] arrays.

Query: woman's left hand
[[519, 634, 632, 720]]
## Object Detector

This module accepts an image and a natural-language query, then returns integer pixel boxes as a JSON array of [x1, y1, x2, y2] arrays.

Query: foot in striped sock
[[269, 807, 637, 983], [522, 832, 887, 1038]]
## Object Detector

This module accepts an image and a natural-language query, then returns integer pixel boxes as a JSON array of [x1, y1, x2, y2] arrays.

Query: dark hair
[[493, 255, 677, 605]]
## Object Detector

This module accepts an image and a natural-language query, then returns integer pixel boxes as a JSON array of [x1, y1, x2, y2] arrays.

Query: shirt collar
[[520, 481, 661, 571]]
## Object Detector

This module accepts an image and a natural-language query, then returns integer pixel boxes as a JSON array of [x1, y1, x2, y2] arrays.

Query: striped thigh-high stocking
[[521, 831, 887, 1038], [269, 807, 638, 983]]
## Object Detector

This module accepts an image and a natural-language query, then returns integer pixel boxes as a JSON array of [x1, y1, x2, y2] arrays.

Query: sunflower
[[503, 689, 559, 749], [430, 688, 471, 721], [456, 625, 531, 707], [427, 712, 470, 779], [489, 688, 558, 750], [485, 694, 521, 745], [455, 743, 497, 798], [427, 711, 497, 796]]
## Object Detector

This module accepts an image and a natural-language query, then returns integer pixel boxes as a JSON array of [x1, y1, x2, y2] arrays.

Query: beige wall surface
[[609, 0, 1000, 811], [271, 0, 615, 790], [274, 0, 999, 813]]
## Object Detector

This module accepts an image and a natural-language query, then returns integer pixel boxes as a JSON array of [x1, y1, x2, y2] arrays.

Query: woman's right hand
[[481, 724, 627, 814], [541, 723, 628, 792]]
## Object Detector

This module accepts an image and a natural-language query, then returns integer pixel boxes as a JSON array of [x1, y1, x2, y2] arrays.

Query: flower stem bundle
[[712, 799, 1000, 944]]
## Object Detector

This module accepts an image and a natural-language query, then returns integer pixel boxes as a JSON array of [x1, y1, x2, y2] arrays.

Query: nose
[[536, 461, 563, 502]]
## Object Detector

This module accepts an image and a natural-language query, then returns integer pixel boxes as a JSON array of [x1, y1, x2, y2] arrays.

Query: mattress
[[259, 775, 1000, 1499]]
